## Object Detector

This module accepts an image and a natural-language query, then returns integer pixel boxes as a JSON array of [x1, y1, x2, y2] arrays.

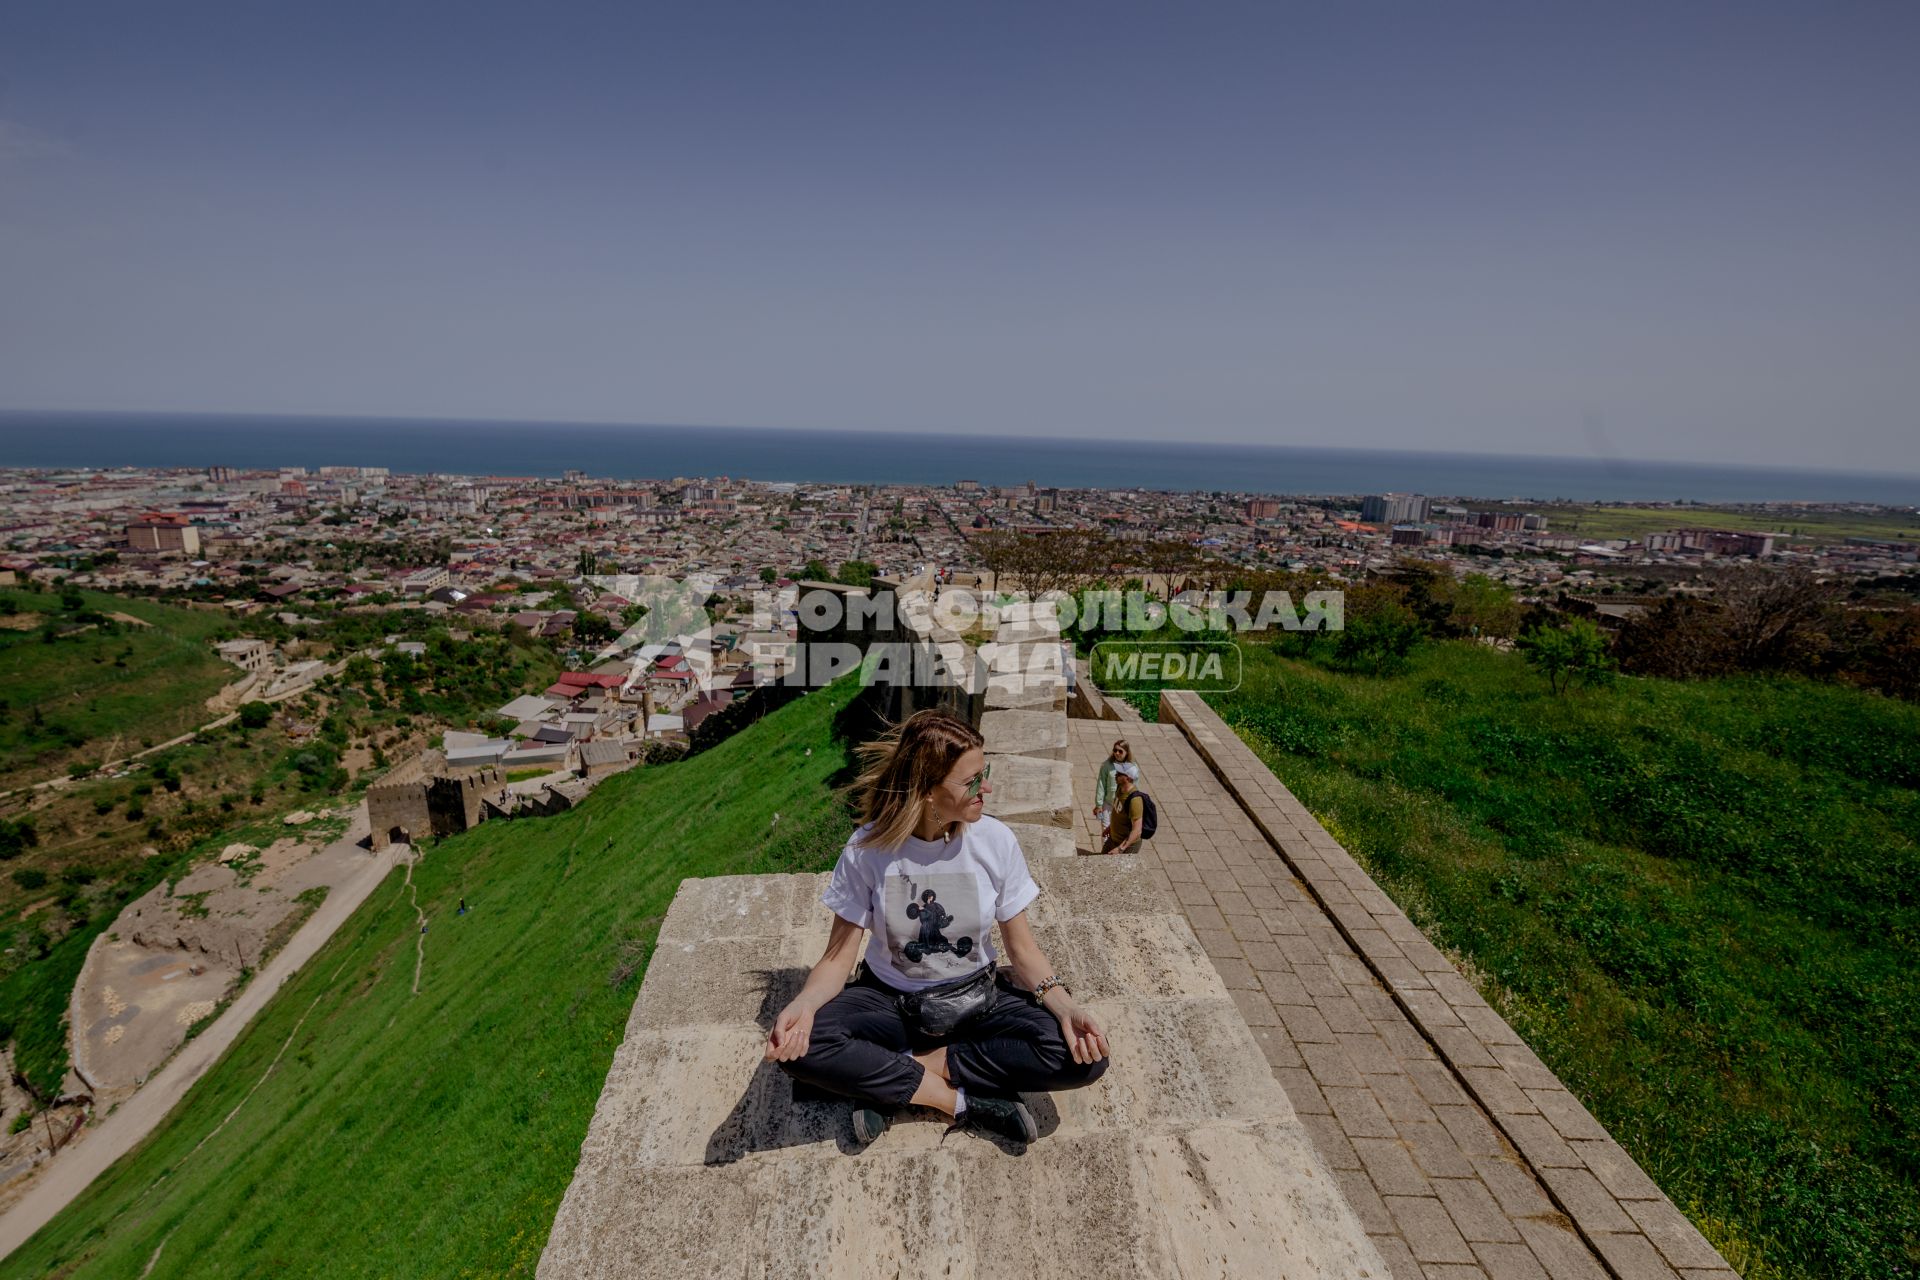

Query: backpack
[[1133, 790, 1158, 841]]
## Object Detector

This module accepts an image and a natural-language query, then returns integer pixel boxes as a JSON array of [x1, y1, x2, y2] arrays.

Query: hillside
[[0, 586, 235, 792], [1, 677, 862, 1279], [1205, 640, 1919, 1279]]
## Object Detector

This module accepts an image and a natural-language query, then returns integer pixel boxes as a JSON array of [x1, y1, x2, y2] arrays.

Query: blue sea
[[0, 411, 1914, 505]]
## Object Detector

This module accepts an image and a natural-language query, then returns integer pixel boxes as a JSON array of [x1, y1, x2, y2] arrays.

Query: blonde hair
[[846, 708, 985, 851]]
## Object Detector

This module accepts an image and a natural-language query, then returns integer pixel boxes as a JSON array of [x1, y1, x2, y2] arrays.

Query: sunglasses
[[956, 762, 993, 798]]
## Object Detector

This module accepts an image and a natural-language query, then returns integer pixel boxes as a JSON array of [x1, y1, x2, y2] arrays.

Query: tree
[[1332, 599, 1423, 676], [573, 612, 616, 645], [837, 561, 878, 590], [974, 530, 1114, 599], [1517, 618, 1615, 694], [1447, 574, 1521, 639], [1387, 561, 1458, 635], [759, 566, 778, 584], [1713, 567, 1835, 673]]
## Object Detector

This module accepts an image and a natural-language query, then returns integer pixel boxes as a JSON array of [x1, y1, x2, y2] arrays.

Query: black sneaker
[[957, 1093, 1038, 1144], [851, 1105, 890, 1144]]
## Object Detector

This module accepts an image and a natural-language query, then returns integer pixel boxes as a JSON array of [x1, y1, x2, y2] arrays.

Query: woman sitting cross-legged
[[767, 708, 1111, 1145]]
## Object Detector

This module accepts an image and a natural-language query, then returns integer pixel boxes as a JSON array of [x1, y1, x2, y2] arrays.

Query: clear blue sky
[[1, 2, 1916, 470]]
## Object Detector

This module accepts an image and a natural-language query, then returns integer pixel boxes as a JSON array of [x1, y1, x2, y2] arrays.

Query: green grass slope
[[0, 587, 235, 789], [1210, 641, 1919, 1280], [4, 679, 863, 1279]]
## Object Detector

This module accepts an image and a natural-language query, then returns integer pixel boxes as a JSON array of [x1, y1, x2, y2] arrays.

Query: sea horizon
[[1, 409, 1915, 506]]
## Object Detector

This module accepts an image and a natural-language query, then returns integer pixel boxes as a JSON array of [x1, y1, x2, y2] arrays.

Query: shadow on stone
[[750, 966, 809, 1030], [704, 1058, 859, 1164], [1025, 1091, 1062, 1139]]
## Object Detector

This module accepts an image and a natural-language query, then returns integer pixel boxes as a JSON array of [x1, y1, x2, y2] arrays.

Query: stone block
[[980, 708, 1070, 760], [1002, 820, 1078, 860], [1021, 916, 1222, 1004], [1026, 854, 1167, 920], [984, 681, 1068, 712], [980, 753, 1073, 827], [656, 873, 814, 946], [543, 867, 1390, 1279]]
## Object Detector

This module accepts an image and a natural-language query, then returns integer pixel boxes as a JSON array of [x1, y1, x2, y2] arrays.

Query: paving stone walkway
[[1067, 718, 1734, 1280]]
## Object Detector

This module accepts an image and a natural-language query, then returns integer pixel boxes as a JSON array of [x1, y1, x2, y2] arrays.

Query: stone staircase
[[538, 598, 1390, 1279], [539, 599, 1733, 1279]]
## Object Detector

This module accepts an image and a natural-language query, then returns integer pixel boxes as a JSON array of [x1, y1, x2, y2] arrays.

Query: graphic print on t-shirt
[[883, 872, 985, 982]]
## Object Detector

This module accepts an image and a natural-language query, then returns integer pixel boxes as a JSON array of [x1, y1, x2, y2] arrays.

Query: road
[[0, 810, 399, 1262]]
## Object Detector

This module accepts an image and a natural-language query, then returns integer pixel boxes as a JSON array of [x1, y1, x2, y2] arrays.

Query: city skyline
[[2, 3, 1917, 471]]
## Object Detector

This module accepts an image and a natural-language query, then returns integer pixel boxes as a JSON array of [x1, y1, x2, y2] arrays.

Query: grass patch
[[3, 677, 865, 1278], [0, 588, 235, 790], [0, 923, 98, 1103], [1535, 504, 1920, 547], [1210, 640, 1919, 1279]]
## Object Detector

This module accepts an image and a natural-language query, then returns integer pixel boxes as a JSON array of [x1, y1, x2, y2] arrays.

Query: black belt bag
[[896, 962, 998, 1039]]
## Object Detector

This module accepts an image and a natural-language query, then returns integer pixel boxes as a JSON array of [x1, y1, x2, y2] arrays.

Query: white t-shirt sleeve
[[820, 835, 873, 929], [991, 825, 1041, 922]]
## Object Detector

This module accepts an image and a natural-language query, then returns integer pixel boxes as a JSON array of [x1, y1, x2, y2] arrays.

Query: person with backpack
[[767, 709, 1110, 1147], [1091, 738, 1138, 839], [1098, 763, 1156, 855]]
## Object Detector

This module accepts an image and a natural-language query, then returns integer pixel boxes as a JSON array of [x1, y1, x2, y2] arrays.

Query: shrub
[[1516, 618, 1616, 694], [0, 820, 38, 860], [11, 869, 48, 891]]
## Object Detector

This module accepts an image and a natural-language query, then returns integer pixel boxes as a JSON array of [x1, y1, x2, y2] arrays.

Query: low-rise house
[[502, 741, 570, 770], [562, 711, 603, 740], [214, 638, 275, 672], [682, 690, 734, 734], [579, 738, 641, 781], [446, 739, 512, 769], [399, 566, 452, 594], [495, 693, 562, 722]]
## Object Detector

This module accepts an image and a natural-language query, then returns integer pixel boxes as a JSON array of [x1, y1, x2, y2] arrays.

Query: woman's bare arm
[[766, 915, 864, 1062], [999, 911, 1109, 1064]]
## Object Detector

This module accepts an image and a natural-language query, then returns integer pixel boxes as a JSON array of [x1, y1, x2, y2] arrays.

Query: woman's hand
[[1054, 1001, 1109, 1065], [766, 1001, 815, 1062]]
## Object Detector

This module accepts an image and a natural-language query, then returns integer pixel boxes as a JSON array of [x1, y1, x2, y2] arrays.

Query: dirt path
[[0, 815, 398, 1262]]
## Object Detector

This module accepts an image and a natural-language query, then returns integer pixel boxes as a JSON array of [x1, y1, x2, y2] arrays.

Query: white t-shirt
[[820, 814, 1041, 993]]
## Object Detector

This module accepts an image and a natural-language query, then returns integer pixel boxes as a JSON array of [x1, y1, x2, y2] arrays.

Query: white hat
[[1115, 762, 1140, 781]]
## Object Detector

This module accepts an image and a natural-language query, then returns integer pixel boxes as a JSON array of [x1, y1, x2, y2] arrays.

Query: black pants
[[778, 966, 1109, 1109]]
